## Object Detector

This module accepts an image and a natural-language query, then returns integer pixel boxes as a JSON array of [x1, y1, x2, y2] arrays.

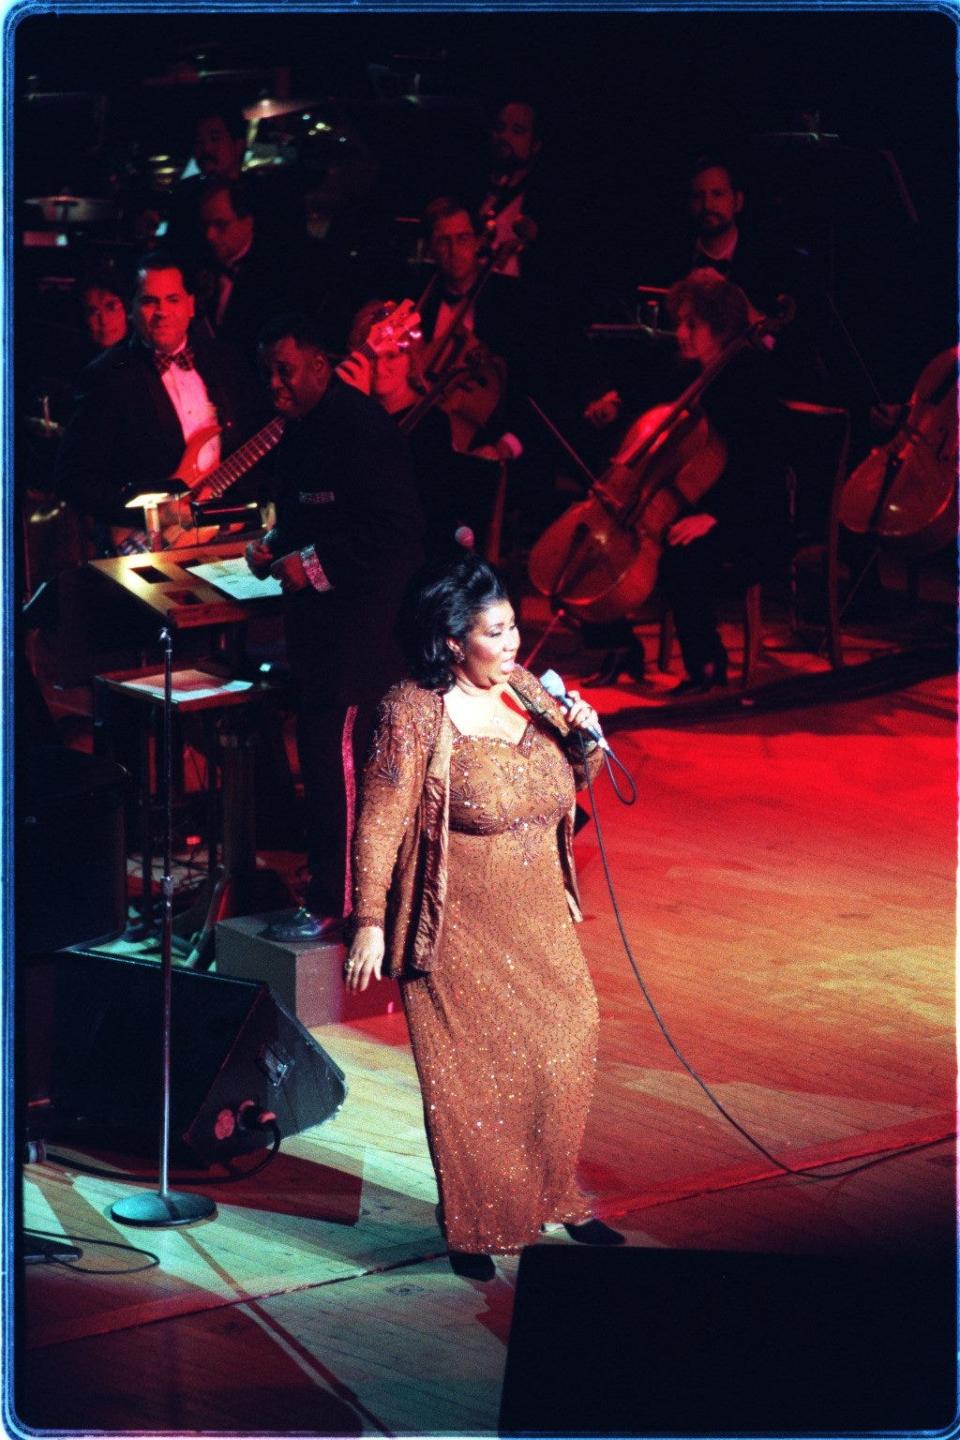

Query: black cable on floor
[[580, 733, 955, 1182], [45, 1122, 283, 1187], [22, 1228, 161, 1274]]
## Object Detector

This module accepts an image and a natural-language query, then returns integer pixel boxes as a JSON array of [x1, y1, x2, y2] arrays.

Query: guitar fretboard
[[201, 417, 286, 499], [196, 320, 414, 503]]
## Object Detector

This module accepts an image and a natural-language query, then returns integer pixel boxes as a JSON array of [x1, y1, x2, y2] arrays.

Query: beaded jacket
[[351, 664, 603, 978]]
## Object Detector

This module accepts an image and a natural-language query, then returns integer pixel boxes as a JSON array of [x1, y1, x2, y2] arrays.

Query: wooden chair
[[781, 399, 851, 671]]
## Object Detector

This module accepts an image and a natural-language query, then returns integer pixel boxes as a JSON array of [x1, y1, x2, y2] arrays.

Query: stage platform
[[17, 618, 957, 1436]]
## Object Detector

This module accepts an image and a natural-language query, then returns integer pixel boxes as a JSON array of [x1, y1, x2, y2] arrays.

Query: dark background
[[12, 7, 959, 396]]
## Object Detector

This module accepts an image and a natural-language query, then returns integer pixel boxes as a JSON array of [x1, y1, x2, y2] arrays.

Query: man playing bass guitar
[[55, 252, 265, 557]]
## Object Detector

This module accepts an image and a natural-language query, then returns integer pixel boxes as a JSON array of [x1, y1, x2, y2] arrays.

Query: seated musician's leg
[[660, 531, 727, 691], [580, 618, 646, 688]]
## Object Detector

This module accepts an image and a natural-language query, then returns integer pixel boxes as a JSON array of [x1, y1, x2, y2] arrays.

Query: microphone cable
[[537, 667, 637, 804], [598, 743, 637, 806], [578, 732, 956, 1182]]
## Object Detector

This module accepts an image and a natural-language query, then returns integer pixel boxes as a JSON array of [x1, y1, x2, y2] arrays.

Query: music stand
[[111, 628, 215, 1227]]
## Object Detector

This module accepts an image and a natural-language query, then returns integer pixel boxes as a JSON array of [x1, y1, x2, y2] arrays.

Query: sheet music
[[122, 670, 253, 701], [187, 555, 283, 601]]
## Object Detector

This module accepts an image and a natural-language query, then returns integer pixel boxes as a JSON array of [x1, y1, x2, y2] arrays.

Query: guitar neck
[[200, 417, 285, 499], [354, 337, 384, 365]]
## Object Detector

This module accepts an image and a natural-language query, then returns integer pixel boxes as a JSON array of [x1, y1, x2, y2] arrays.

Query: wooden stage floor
[[16, 621, 957, 1437]]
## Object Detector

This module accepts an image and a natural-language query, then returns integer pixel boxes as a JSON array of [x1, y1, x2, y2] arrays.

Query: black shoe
[[261, 907, 341, 943], [448, 1250, 496, 1280], [672, 651, 728, 696], [563, 1218, 626, 1246], [582, 646, 646, 688]]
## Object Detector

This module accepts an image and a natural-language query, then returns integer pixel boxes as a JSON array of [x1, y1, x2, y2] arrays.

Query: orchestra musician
[[657, 270, 790, 693], [577, 254, 793, 692], [54, 251, 264, 555], [78, 269, 130, 355], [195, 178, 305, 361], [163, 106, 250, 265], [417, 199, 522, 372], [338, 298, 520, 559], [479, 99, 545, 280], [418, 196, 583, 539], [684, 155, 832, 404]]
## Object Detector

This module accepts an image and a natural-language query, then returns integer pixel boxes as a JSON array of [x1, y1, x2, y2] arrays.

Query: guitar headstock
[[363, 299, 422, 357]]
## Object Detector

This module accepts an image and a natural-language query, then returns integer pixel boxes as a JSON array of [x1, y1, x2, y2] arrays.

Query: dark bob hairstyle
[[666, 269, 750, 346], [407, 552, 511, 692]]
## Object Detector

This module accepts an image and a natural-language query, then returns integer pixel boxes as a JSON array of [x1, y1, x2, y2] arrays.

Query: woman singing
[[345, 553, 624, 1279]]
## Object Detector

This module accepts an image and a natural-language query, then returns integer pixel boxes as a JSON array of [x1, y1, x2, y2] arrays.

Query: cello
[[838, 347, 958, 555], [528, 300, 794, 623]]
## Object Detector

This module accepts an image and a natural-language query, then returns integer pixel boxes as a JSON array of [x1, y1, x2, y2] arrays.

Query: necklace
[[447, 679, 526, 742]]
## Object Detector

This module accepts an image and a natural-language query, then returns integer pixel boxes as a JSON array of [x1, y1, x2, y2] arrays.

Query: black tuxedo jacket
[[418, 270, 531, 376], [197, 235, 305, 360], [54, 330, 264, 527], [415, 266, 586, 434]]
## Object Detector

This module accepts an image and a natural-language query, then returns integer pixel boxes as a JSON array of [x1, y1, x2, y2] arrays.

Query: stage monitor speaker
[[499, 1245, 956, 1436], [17, 746, 128, 954], [39, 950, 346, 1163]]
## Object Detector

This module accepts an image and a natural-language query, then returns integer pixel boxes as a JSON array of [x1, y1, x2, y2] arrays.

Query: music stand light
[[125, 490, 176, 553]]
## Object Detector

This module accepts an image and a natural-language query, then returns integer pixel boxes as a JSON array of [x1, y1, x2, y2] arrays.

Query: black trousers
[[659, 531, 725, 678], [659, 529, 775, 678], [580, 618, 637, 651]]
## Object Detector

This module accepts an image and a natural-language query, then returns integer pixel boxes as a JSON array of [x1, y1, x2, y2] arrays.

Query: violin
[[528, 299, 794, 623], [838, 347, 958, 555], [401, 229, 528, 451], [397, 339, 506, 454]]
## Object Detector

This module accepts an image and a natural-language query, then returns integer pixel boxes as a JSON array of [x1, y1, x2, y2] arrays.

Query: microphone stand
[[111, 627, 217, 1228]]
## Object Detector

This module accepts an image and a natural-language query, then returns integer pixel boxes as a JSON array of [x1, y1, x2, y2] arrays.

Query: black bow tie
[[694, 253, 732, 275], [155, 346, 195, 374], [439, 287, 474, 307]]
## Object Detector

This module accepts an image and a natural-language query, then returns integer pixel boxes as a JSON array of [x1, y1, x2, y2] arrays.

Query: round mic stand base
[[111, 1191, 216, 1227]]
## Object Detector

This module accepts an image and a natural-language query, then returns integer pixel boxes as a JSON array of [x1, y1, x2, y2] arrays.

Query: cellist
[[658, 271, 790, 692], [581, 271, 789, 694]]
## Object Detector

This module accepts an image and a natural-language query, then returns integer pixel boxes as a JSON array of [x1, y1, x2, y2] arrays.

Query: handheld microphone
[[539, 669, 609, 750]]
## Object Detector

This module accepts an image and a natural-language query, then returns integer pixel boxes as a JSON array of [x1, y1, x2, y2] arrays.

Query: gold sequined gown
[[402, 721, 599, 1255]]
